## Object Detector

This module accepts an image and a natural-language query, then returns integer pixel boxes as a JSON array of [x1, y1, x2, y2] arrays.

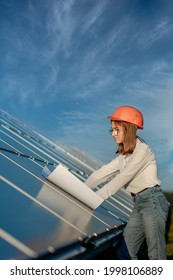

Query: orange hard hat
[[107, 105, 144, 129]]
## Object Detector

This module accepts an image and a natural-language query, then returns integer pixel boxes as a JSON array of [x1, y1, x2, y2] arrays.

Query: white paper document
[[42, 164, 104, 209]]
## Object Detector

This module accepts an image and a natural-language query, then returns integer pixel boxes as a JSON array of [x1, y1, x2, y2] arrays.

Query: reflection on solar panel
[[0, 109, 133, 260]]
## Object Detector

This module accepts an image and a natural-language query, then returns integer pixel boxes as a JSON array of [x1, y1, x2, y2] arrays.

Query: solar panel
[[0, 109, 133, 259]]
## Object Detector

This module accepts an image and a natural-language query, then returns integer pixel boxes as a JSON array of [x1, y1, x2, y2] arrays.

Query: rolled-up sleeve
[[84, 157, 120, 189]]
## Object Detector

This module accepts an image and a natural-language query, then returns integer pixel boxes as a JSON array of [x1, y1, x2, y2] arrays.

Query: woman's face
[[111, 122, 125, 144]]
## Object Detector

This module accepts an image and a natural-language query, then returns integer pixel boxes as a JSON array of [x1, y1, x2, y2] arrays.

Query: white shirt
[[85, 138, 161, 199]]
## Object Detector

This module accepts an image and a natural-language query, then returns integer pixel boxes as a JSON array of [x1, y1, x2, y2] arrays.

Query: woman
[[85, 105, 169, 260]]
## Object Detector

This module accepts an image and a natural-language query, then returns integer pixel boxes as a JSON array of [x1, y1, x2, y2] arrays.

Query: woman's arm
[[85, 157, 120, 189]]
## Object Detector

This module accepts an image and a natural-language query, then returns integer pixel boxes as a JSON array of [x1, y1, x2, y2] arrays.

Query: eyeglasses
[[109, 128, 123, 136]]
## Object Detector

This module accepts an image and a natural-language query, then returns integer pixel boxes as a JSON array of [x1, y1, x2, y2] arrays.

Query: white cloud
[[81, 0, 108, 33], [45, 0, 76, 56], [137, 18, 173, 47]]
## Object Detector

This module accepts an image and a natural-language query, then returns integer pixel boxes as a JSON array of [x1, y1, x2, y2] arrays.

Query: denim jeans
[[124, 186, 170, 260]]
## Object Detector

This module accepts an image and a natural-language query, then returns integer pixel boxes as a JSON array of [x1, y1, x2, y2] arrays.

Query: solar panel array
[[0, 109, 133, 260]]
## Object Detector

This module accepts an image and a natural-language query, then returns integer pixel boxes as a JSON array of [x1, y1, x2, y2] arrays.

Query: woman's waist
[[130, 185, 161, 197]]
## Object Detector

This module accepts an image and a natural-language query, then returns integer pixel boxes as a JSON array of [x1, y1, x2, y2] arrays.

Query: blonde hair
[[112, 121, 137, 155]]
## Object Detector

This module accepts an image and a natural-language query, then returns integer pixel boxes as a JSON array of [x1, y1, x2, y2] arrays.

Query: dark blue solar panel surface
[[0, 110, 133, 259]]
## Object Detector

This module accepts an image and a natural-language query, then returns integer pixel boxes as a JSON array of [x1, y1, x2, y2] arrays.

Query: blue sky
[[0, 0, 173, 191]]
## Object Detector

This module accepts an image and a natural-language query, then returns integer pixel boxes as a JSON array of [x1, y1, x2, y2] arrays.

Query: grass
[[165, 192, 173, 259], [166, 214, 173, 259]]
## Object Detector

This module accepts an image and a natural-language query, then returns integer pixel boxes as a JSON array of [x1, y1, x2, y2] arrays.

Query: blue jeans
[[124, 186, 170, 260]]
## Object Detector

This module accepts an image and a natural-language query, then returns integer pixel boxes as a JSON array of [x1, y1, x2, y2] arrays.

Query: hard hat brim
[[107, 116, 122, 121]]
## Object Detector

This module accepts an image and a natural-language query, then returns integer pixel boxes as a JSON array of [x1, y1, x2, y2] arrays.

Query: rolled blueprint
[[42, 164, 104, 209]]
